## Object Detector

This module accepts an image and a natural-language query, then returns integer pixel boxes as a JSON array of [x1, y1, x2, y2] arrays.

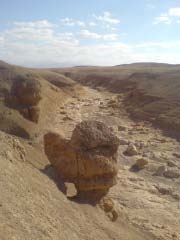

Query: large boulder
[[11, 75, 41, 106], [70, 120, 119, 151], [44, 121, 119, 196], [44, 132, 78, 180], [7, 75, 42, 123]]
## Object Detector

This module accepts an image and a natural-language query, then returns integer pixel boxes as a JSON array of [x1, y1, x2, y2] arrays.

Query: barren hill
[[54, 63, 180, 138], [0, 61, 180, 240]]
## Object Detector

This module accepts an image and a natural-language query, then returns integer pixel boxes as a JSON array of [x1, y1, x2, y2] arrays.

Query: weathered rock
[[119, 138, 129, 145], [70, 120, 119, 151], [167, 161, 177, 168], [155, 184, 173, 195], [163, 169, 180, 179], [118, 125, 127, 131], [64, 182, 77, 198], [99, 197, 114, 212], [20, 106, 40, 123], [6, 75, 42, 123], [110, 207, 119, 222], [60, 111, 66, 115], [99, 197, 119, 222], [154, 165, 167, 176], [134, 158, 149, 170], [109, 126, 118, 132], [29, 106, 40, 123], [44, 132, 78, 180], [173, 153, 180, 158], [44, 120, 119, 196], [11, 75, 41, 106], [124, 143, 138, 156], [130, 158, 148, 171]]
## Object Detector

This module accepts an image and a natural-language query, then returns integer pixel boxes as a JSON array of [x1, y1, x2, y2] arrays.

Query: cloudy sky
[[1, 0, 180, 67]]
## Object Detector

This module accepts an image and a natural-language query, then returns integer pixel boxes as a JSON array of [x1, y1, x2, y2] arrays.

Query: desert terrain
[[0, 60, 180, 240]]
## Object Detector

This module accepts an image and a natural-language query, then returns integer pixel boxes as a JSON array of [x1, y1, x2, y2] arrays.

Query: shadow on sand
[[41, 164, 105, 206]]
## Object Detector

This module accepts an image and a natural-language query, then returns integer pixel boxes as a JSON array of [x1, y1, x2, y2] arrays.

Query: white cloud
[[153, 7, 180, 24], [57, 32, 74, 39], [136, 41, 180, 48], [76, 21, 86, 27], [110, 27, 117, 31], [2, 37, 180, 67], [60, 18, 86, 27], [60, 12, 120, 29], [95, 11, 120, 24], [2, 21, 79, 48], [79, 30, 101, 39], [60, 18, 75, 26], [79, 30, 118, 40], [89, 22, 97, 26], [9, 28, 53, 41], [14, 20, 54, 28], [153, 14, 172, 24], [1, 20, 180, 67], [168, 8, 180, 16]]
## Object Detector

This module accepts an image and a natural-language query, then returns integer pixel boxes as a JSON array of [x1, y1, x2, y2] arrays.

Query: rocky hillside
[[0, 61, 180, 240], [0, 61, 83, 139], [54, 63, 180, 138]]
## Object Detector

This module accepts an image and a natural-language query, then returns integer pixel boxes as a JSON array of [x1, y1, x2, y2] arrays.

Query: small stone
[[134, 158, 149, 169], [64, 182, 77, 198], [173, 153, 180, 158], [62, 116, 73, 121], [164, 169, 180, 179], [167, 161, 177, 168], [119, 138, 129, 145], [124, 143, 138, 156], [99, 197, 114, 212], [118, 125, 127, 131], [111, 208, 119, 222], [172, 233, 178, 239], [155, 184, 173, 195], [100, 197, 119, 222], [154, 165, 167, 176], [60, 111, 66, 115]]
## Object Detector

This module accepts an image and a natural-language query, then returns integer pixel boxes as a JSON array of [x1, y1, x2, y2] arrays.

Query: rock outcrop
[[11, 76, 41, 106], [44, 120, 119, 197], [7, 75, 42, 123]]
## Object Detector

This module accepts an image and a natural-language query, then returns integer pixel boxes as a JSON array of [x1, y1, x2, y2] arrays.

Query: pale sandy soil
[[0, 84, 180, 240], [43, 85, 180, 240]]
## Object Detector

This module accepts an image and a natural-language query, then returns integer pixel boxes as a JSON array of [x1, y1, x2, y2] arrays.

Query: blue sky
[[0, 0, 180, 67]]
